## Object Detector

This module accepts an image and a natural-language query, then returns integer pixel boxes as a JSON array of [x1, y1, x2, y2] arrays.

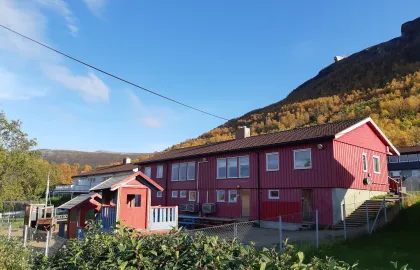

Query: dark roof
[[398, 146, 420, 154], [90, 172, 164, 192], [136, 118, 364, 164], [90, 174, 131, 191], [58, 193, 100, 209], [73, 163, 137, 178]]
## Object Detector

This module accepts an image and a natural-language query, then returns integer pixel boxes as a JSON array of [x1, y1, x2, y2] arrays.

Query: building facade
[[136, 118, 399, 226], [388, 146, 420, 178]]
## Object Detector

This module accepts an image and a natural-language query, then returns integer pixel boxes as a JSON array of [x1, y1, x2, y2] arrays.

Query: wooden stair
[[334, 196, 399, 229]]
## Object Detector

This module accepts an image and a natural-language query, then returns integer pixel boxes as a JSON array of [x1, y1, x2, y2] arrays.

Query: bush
[[0, 236, 32, 270], [34, 224, 358, 270]]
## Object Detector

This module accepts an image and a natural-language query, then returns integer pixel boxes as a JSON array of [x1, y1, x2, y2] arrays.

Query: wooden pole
[[44, 172, 50, 218]]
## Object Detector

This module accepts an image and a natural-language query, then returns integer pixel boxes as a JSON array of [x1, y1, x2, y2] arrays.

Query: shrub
[[0, 236, 32, 270]]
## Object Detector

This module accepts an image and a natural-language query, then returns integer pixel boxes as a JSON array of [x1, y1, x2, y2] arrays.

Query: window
[[388, 156, 399, 163], [408, 154, 419, 162], [362, 153, 368, 172], [144, 167, 151, 177], [390, 171, 401, 177], [156, 165, 163, 178], [373, 156, 381, 174], [187, 162, 195, 180], [268, 190, 280, 199], [413, 170, 420, 176], [227, 157, 238, 178], [399, 155, 408, 163], [171, 191, 178, 198], [157, 191, 163, 198], [127, 194, 141, 207], [216, 190, 225, 202], [171, 162, 195, 181], [294, 149, 312, 169], [88, 177, 96, 182], [180, 190, 187, 198], [228, 190, 238, 203], [217, 158, 227, 179], [189, 191, 197, 202], [239, 156, 250, 178], [171, 164, 179, 181], [218, 156, 250, 179], [266, 153, 279, 171]]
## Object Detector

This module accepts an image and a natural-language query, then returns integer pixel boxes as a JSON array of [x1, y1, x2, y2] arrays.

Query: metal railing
[[149, 206, 178, 231], [53, 184, 91, 192]]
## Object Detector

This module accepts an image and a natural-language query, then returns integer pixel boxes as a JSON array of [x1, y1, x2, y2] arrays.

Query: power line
[[0, 24, 229, 121]]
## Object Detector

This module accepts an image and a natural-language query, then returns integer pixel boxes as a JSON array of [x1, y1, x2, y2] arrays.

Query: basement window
[[268, 190, 280, 199], [156, 191, 163, 198], [217, 190, 226, 202], [172, 191, 178, 198], [180, 190, 187, 198], [189, 191, 197, 202], [228, 190, 238, 203], [127, 194, 141, 207]]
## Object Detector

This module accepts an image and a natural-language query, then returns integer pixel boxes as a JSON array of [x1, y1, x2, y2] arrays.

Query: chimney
[[123, 157, 131, 164], [235, 126, 250, 140]]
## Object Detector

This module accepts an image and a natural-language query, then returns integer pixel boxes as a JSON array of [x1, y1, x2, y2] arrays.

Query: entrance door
[[301, 189, 313, 222], [241, 189, 250, 217]]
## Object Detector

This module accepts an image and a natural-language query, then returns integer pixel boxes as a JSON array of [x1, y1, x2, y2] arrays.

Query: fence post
[[315, 209, 319, 249], [342, 203, 347, 241], [8, 223, 12, 240], [365, 202, 370, 234], [23, 225, 28, 247], [45, 230, 50, 257], [384, 201, 388, 223], [279, 216, 283, 253], [233, 223, 238, 238]]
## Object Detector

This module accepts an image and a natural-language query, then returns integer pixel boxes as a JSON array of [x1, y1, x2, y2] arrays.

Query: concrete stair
[[334, 196, 399, 229]]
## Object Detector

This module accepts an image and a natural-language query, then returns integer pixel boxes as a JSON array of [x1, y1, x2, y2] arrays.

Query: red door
[[118, 187, 148, 229]]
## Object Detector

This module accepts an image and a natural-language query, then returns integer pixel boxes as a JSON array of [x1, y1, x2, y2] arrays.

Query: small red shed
[[90, 171, 178, 232], [58, 193, 102, 238]]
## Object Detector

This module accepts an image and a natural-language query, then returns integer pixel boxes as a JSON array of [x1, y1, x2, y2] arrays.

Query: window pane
[[217, 190, 225, 202], [180, 190, 187, 198], [373, 157, 380, 173], [269, 190, 279, 199], [187, 162, 195, 180], [217, 159, 226, 178], [389, 156, 399, 163], [144, 167, 151, 177], [229, 190, 237, 202], [294, 150, 311, 169], [189, 191, 197, 202], [267, 153, 279, 170], [399, 155, 408, 162], [227, 157, 238, 178], [156, 166, 163, 178], [408, 154, 419, 162], [171, 191, 178, 198], [157, 191, 162, 198], [239, 156, 250, 177], [171, 164, 179, 181], [362, 154, 367, 171], [179, 163, 187, 181]]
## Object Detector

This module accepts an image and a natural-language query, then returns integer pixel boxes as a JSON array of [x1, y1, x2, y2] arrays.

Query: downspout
[[251, 151, 261, 226], [197, 159, 208, 206], [165, 162, 170, 206]]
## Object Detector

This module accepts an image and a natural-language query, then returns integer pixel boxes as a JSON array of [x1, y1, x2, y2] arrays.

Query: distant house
[[135, 117, 399, 226], [53, 158, 138, 197], [388, 146, 420, 178]]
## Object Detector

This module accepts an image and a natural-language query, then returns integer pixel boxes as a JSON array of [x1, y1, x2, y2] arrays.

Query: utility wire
[[0, 24, 229, 121]]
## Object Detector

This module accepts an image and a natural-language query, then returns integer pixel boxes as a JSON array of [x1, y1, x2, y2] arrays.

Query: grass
[[309, 201, 420, 269]]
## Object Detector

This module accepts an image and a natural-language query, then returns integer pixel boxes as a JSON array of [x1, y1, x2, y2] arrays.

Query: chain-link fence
[[186, 221, 258, 243]]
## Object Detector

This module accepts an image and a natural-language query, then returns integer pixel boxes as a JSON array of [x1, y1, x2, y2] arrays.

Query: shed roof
[[73, 163, 137, 178], [90, 171, 164, 192], [136, 117, 398, 164], [57, 193, 101, 210]]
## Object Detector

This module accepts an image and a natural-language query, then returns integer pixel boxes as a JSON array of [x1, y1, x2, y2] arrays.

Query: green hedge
[[0, 236, 32, 270]]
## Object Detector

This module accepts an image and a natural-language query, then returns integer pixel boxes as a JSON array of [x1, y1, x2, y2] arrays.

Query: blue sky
[[0, 0, 418, 153]]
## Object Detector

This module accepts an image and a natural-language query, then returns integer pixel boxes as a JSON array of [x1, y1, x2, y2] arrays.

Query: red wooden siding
[[335, 124, 387, 153], [118, 183, 149, 230]]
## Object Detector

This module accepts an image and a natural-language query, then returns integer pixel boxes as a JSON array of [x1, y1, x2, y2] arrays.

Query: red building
[[135, 118, 399, 226]]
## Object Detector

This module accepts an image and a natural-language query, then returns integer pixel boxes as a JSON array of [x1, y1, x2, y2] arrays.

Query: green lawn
[[311, 202, 420, 269]]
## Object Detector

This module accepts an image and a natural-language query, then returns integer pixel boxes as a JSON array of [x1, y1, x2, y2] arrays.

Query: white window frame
[[362, 153, 368, 172], [268, 190, 280, 199], [388, 156, 399, 163], [187, 162, 195, 180], [171, 191, 178, 198], [179, 163, 187, 181], [239, 156, 250, 178], [156, 191, 163, 198], [228, 190, 238, 203], [144, 166, 152, 178], [399, 155, 408, 163], [227, 157, 238, 178], [266, 152, 279, 171], [156, 165, 163, 178], [180, 190, 187, 198], [188, 191, 197, 202], [408, 154, 419, 162], [373, 155, 381, 174], [217, 156, 250, 179], [171, 164, 179, 181], [293, 149, 312, 170], [217, 158, 227, 179], [216, 190, 226, 202]]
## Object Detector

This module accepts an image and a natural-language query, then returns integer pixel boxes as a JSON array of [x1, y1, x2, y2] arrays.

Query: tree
[[58, 163, 73, 185], [82, 164, 92, 172]]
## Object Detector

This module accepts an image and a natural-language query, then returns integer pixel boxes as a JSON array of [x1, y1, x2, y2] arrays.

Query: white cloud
[[0, 0, 111, 102], [127, 89, 164, 128], [0, 69, 45, 100], [41, 64, 109, 102], [83, 0, 106, 18], [139, 117, 161, 128]]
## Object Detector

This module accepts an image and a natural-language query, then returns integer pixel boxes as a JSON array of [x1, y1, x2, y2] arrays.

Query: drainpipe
[[253, 151, 261, 226], [197, 159, 208, 205], [165, 162, 170, 206]]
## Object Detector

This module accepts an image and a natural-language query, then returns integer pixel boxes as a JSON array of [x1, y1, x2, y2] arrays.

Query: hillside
[[39, 149, 148, 166], [170, 17, 420, 150]]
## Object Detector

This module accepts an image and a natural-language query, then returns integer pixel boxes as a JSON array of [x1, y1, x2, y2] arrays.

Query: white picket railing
[[149, 206, 178, 231]]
